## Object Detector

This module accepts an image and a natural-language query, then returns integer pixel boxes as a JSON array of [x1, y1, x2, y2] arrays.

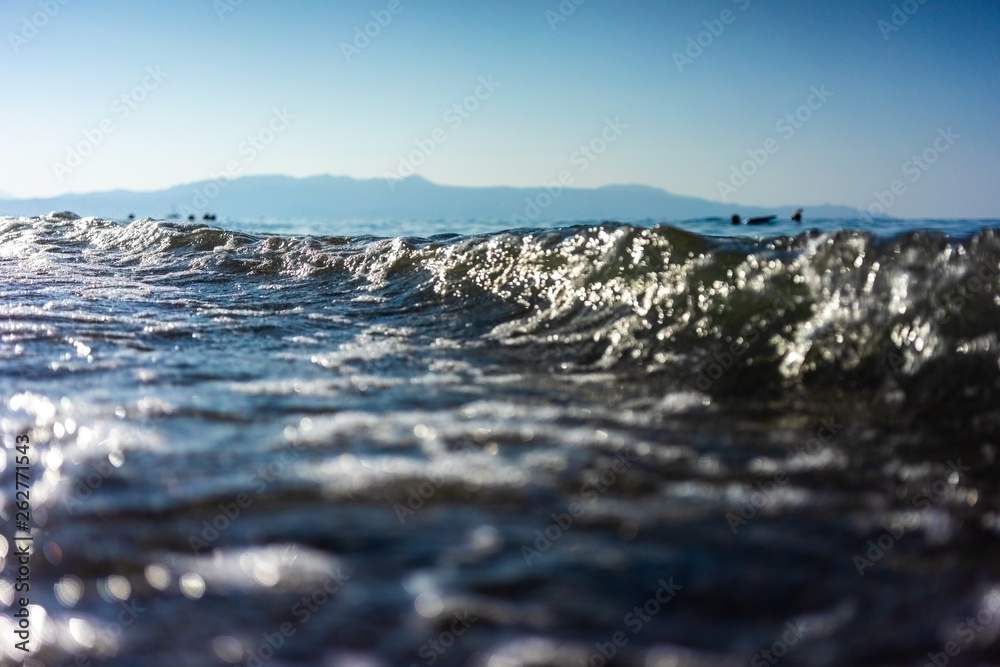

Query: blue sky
[[1, 0, 997, 217]]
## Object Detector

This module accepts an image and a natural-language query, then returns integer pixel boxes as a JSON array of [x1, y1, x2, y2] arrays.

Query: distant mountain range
[[0, 174, 863, 222]]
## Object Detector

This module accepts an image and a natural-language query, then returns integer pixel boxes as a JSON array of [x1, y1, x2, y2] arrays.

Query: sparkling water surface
[[2, 213, 1000, 667]]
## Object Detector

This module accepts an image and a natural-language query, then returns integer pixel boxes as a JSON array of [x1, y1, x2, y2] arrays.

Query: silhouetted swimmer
[[791, 208, 803, 222], [732, 214, 778, 225], [187, 215, 195, 221]]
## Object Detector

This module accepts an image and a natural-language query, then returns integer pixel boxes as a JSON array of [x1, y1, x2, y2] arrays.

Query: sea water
[[2, 212, 1000, 666]]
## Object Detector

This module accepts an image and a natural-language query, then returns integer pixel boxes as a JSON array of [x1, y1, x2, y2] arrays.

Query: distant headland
[[0, 175, 864, 223]]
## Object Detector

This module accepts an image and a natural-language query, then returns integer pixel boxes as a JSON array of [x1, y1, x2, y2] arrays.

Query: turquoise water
[[182, 215, 1000, 240]]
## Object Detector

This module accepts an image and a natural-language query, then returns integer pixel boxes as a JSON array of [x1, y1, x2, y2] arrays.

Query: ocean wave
[[4, 212, 1000, 666], [4, 213, 999, 418]]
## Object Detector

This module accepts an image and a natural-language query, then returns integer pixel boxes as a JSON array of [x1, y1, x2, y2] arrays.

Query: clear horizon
[[2, 0, 998, 218]]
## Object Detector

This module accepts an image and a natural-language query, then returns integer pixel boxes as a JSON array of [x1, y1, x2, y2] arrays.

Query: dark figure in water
[[203, 213, 217, 221], [731, 214, 777, 225], [791, 208, 803, 222], [188, 215, 196, 221]]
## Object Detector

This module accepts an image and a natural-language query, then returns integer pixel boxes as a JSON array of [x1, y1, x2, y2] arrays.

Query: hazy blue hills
[[0, 174, 862, 223]]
